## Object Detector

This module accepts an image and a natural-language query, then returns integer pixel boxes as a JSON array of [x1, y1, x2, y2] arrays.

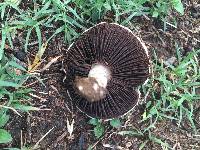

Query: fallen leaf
[[28, 42, 47, 73], [67, 118, 75, 137], [40, 56, 61, 72]]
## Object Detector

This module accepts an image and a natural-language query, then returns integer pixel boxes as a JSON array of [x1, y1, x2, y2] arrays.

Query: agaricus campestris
[[63, 22, 150, 119]]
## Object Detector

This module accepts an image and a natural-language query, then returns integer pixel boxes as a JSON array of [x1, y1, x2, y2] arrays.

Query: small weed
[[74, 0, 112, 23], [89, 118, 122, 139], [89, 118, 105, 139], [150, 0, 184, 18], [118, 125, 170, 149]]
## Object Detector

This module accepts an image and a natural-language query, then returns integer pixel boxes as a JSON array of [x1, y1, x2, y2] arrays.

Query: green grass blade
[[25, 29, 32, 52], [1, 4, 6, 20], [11, 104, 41, 112], [0, 80, 21, 88], [47, 25, 65, 43], [0, 27, 6, 60], [35, 25, 42, 50], [0, 113, 9, 128], [8, 61, 27, 71]]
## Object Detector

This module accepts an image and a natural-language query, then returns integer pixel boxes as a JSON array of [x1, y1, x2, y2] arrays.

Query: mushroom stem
[[88, 64, 111, 88], [74, 64, 111, 102]]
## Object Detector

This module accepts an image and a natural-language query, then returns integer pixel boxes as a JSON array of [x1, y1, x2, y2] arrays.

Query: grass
[[142, 48, 200, 132], [1, 0, 199, 149], [0, 56, 38, 144], [0, 0, 184, 59], [139, 47, 200, 148]]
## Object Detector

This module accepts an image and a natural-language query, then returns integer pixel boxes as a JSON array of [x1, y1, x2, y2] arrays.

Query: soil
[[1, 0, 200, 150]]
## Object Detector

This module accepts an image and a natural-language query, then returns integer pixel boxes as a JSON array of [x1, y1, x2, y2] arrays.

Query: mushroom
[[63, 22, 150, 119]]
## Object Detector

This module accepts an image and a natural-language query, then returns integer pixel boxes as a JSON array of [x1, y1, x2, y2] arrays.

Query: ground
[[1, 0, 200, 150]]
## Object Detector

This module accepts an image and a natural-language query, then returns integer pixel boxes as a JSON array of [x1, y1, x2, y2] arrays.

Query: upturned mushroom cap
[[63, 22, 150, 119]]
